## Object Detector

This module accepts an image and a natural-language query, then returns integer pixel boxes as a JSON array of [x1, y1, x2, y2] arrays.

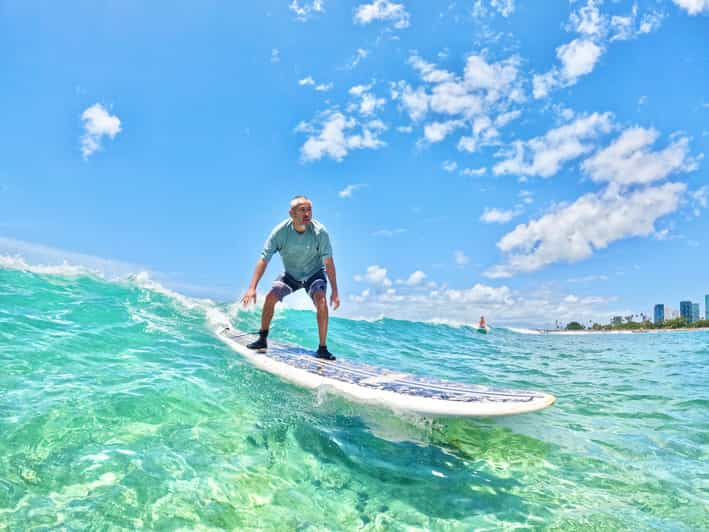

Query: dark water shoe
[[316, 345, 336, 360], [247, 334, 268, 352]]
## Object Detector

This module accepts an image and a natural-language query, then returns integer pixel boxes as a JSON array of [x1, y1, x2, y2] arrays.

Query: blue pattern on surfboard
[[222, 329, 542, 404]]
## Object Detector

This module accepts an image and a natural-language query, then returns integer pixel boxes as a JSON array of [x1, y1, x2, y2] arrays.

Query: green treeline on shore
[[565, 318, 709, 331]]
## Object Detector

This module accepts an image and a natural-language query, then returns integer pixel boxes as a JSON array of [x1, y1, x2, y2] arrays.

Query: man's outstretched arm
[[241, 258, 268, 307], [324, 257, 340, 310]]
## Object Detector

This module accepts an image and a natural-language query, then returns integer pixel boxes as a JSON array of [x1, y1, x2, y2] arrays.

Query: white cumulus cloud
[[445, 283, 512, 304], [348, 83, 386, 116], [343, 260, 619, 325], [442, 160, 458, 173], [485, 182, 687, 278], [557, 38, 603, 79], [672, 0, 709, 15], [493, 112, 615, 178], [354, 0, 410, 29], [347, 48, 369, 70], [582, 127, 696, 186], [405, 270, 426, 285], [394, 83, 429, 122], [339, 184, 366, 198], [568, 0, 604, 37], [533, 0, 663, 99], [423, 120, 465, 143], [316, 83, 334, 92], [610, 7, 663, 42], [409, 55, 455, 84], [395, 53, 523, 122], [480, 206, 524, 224], [298, 112, 387, 162], [354, 265, 392, 287], [289, 0, 325, 21], [533, 39, 603, 98], [391, 53, 524, 151], [473, 0, 516, 18], [691, 186, 708, 216], [80, 103, 121, 160], [461, 167, 487, 177], [358, 92, 387, 116]]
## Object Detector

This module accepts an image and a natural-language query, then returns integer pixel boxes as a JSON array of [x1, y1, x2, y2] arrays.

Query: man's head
[[289, 195, 313, 228]]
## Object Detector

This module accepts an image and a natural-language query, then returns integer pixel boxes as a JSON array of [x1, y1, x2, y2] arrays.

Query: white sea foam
[[548, 330, 633, 335], [0, 237, 143, 278], [425, 317, 470, 328], [506, 327, 637, 335], [337, 313, 387, 323], [0, 254, 100, 277], [128, 272, 232, 331], [127, 304, 177, 336], [507, 327, 543, 335]]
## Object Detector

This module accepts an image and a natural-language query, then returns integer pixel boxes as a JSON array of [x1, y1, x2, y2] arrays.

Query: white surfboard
[[218, 327, 555, 417]]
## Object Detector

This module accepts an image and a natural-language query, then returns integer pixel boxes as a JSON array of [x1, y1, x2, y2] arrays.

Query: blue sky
[[1, 0, 707, 326]]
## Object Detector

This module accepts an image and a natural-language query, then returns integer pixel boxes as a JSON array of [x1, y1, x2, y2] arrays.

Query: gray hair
[[290, 195, 311, 208]]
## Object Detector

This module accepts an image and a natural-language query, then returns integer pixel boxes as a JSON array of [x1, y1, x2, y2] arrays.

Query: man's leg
[[313, 291, 328, 346], [260, 290, 280, 331], [248, 274, 295, 351], [308, 273, 335, 360]]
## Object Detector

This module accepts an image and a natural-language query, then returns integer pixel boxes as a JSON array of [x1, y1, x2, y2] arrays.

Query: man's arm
[[241, 258, 268, 307], [324, 257, 340, 310], [242, 225, 280, 306]]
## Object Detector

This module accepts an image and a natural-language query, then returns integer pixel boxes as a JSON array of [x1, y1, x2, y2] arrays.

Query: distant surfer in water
[[478, 316, 487, 329], [241, 195, 340, 360]]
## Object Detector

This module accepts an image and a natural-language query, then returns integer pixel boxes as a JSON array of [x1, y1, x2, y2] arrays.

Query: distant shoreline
[[539, 327, 709, 334]]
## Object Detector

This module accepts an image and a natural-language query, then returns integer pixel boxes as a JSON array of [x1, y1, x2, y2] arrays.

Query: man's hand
[[330, 290, 340, 310], [323, 258, 339, 311], [241, 288, 257, 307]]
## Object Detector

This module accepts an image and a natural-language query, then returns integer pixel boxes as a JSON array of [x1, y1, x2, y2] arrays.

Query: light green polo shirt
[[261, 218, 333, 281]]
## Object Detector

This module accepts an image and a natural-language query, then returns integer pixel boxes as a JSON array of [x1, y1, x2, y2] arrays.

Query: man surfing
[[240, 196, 340, 360]]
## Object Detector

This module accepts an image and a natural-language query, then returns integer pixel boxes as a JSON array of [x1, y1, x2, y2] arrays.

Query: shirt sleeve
[[318, 228, 333, 260], [260, 227, 280, 262]]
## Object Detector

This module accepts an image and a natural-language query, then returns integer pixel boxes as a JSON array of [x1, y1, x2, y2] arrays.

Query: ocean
[[1, 261, 707, 530]]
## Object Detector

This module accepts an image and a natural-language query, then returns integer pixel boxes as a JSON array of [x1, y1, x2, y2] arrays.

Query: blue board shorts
[[270, 269, 327, 302]]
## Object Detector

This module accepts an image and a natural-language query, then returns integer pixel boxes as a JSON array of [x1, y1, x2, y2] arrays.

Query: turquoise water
[[1, 264, 707, 530]]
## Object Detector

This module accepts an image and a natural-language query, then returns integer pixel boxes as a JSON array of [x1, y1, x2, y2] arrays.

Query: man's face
[[290, 200, 313, 226]]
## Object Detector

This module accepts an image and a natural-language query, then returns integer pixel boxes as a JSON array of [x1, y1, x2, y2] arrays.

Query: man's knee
[[265, 290, 281, 307], [312, 292, 327, 310]]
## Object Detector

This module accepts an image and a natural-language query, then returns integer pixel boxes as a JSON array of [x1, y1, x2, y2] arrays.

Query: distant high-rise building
[[612, 316, 623, 326], [706, 294, 709, 320], [654, 304, 665, 324], [680, 301, 692, 323], [692, 303, 700, 324]]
